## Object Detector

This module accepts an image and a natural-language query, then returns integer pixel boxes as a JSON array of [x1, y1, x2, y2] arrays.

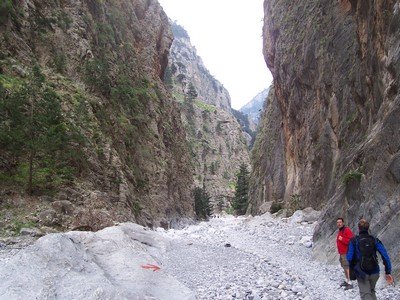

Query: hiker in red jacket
[[336, 217, 354, 290]]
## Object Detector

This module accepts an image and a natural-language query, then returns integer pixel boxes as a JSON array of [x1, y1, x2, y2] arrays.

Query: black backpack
[[357, 235, 378, 272]]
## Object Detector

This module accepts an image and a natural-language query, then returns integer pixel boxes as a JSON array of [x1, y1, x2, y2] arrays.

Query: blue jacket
[[346, 231, 392, 275]]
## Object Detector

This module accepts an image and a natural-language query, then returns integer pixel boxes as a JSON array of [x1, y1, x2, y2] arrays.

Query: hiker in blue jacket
[[346, 219, 393, 300]]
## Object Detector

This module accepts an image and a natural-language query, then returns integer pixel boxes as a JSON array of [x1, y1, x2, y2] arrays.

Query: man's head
[[358, 219, 369, 231], [336, 217, 345, 229]]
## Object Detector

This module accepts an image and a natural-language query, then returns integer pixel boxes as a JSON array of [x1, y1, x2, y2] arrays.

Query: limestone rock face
[[251, 0, 400, 277], [166, 23, 232, 112], [248, 87, 286, 216], [0, 223, 195, 299], [0, 0, 194, 231], [239, 87, 270, 129], [166, 23, 250, 211]]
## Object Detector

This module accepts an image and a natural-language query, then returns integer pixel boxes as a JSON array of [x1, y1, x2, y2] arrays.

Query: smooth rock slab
[[0, 223, 194, 300]]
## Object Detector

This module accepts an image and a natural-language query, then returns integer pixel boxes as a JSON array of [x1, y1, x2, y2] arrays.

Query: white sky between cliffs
[[158, 0, 273, 110]]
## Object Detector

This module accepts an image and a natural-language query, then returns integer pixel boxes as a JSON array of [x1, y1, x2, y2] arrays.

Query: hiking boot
[[340, 281, 348, 287], [344, 283, 353, 290]]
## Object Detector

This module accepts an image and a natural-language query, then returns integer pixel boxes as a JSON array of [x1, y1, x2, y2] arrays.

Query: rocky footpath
[[1, 210, 398, 299]]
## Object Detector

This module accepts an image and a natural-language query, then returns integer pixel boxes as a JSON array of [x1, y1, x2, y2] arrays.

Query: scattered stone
[[11, 65, 28, 77], [51, 200, 74, 215], [39, 195, 53, 202], [290, 207, 321, 224], [299, 236, 313, 248], [304, 241, 313, 248], [38, 209, 58, 226], [56, 192, 69, 201], [25, 215, 39, 223], [291, 284, 305, 294], [19, 228, 43, 237]]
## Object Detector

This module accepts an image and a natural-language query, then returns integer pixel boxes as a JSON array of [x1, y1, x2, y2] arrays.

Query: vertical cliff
[[238, 87, 271, 148], [248, 86, 287, 215], [239, 87, 270, 128], [166, 23, 232, 112], [0, 0, 194, 233], [251, 0, 400, 276], [166, 23, 250, 212]]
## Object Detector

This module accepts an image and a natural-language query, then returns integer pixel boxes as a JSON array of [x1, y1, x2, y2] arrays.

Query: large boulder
[[290, 207, 321, 224], [0, 223, 195, 299]]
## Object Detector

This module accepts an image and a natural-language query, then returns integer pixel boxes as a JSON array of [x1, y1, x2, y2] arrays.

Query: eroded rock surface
[[251, 0, 400, 277]]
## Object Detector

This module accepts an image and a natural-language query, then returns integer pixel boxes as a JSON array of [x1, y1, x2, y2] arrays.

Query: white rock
[[0, 223, 195, 300], [278, 284, 286, 290], [304, 241, 313, 248], [291, 284, 305, 293]]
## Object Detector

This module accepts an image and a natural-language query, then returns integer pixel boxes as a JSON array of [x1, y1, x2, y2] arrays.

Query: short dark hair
[[358, 219, 370, 231], [337, 217, 344, 222]]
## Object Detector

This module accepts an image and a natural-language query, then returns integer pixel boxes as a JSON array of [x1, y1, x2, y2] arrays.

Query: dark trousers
[[356, 273, 379, 300]]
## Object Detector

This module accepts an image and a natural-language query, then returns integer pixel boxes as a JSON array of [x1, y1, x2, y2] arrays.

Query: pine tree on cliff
[[0, 65, 85, 194], [193, 186, 212, 220], [186, 82, 197, 113], [186, 82, 198, 102], [232, 163, 249, 215]]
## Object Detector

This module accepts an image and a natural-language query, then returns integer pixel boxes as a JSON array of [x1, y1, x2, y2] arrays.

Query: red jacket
[[336, 226, 354, 254]]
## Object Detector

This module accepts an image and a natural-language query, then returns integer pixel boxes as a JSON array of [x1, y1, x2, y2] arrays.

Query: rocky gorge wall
[[239, 87, 270, 129], [0, 0, 194, 233], [166, 23, 250, 211], [166, 23, 232, 112], [251, 0, 400, 277]]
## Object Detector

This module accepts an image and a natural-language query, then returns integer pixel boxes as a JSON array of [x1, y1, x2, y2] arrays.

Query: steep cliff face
[[240, 87, 270, 128], [251, 0, 400, 275], [166, 23, 249, 211], [237, 87, 270, 147], [0, 0, 194, 233], [248, 86, 287, 215], [166, 23, 232, 112]]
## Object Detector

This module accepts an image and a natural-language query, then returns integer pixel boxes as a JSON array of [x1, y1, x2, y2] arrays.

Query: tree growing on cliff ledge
[[193, 186, 212, 220], [0, 65, 85, 194], [232, 163, 249, 215]]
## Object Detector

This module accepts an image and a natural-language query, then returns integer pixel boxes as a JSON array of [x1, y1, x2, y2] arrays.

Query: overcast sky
[[158, 0, 273, 110]]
